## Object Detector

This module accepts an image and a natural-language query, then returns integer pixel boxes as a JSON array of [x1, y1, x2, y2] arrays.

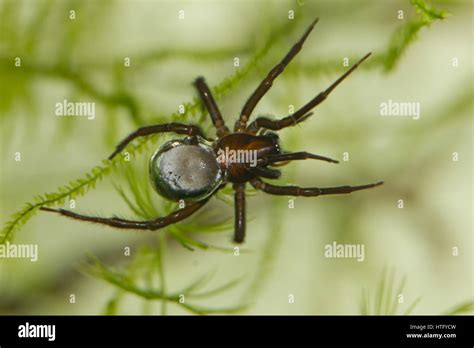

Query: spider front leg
[[247, 52, 372, 134], [235, 18, 319, 132], [233, 183, 246, 243], [250, 177, 383, 197], [40, 198, 209, 230], [108, 123, 208, 160], [194, 77, 230, 137]]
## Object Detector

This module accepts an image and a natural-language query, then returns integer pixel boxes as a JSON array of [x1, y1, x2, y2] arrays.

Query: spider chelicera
[[41, 18, 383, 243]]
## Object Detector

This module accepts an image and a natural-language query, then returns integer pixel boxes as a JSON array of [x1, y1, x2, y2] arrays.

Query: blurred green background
[[0, 0, 472, 315]]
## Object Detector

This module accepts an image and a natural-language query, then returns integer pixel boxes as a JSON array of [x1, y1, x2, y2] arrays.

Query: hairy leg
[[246, 52, 372, 134], [40, 198, 209, 230], [233, 183, 246, 243], [108, 123, 208, 160], [235, 18, 319, 131], [194, 77, 230, 137], [250, 177, 383, 196]]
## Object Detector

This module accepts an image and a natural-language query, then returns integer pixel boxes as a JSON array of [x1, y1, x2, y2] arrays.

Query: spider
[[41, 18, 383, 243]]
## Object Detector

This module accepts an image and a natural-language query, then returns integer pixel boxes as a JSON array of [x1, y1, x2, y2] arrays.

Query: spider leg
[[246, 52, 372, 134], [235, 18, 319, 132], [258, 151, 339, 166], [233, 183, 246, 243], [40, 199, 209, 230], [194, 77, 230, 137], [108, 123, 208, 160], [255, 113, 314, 136], [248, 166, 281, 179], [250, 177, 383, 196]]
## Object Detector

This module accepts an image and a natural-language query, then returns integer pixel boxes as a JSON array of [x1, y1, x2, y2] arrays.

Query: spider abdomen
[[214, 132, 280, 183], [149, 137, 223, 201]]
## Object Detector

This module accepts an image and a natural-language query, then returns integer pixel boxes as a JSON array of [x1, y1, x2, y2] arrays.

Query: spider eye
[[149, 137, 223, 201]]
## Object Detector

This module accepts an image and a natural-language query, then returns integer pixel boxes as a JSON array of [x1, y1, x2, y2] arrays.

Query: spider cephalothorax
[[41, 18, 383, 243]]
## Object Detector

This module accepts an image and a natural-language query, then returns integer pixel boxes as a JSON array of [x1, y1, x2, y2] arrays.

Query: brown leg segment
[[258, 151, 339, 166], [250, 177, 383, 197], [235, 18, 319, 131], [40, 198, 209, 231], [233, 183, 246, 243], [248, 166, 281, 179], [247, 52, 372, 134], [194, 77, 230, 137], [108, 123, 208, 160]]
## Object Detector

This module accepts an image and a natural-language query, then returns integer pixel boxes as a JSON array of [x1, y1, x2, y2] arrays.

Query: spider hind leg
[[40, 199, 209, 230]]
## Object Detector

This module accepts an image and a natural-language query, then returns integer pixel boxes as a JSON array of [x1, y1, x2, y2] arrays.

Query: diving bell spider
[[41, 18, 383, 243]]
